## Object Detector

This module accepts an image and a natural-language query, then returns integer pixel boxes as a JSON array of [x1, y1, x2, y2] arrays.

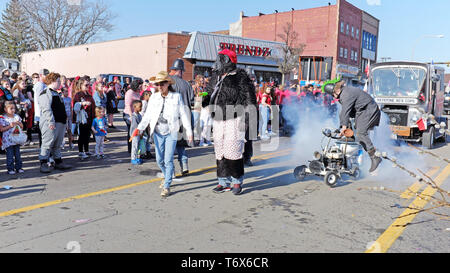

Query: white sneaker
[[7, 170, 16, 175], [79, 152, 89, 160], [18, 169, 25, 174], [261, 135, 270, 141], [157, 172, 176, 179]]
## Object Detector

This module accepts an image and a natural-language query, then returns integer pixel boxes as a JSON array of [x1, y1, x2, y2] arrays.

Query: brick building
[[233, 0, 379, 83]]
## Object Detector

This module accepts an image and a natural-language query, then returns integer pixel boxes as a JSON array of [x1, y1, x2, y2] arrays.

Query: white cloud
[[367, 0, 381, 5]]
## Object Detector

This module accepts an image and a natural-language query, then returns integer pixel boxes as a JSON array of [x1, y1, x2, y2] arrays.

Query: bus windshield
[[371, 66, 427, 98]]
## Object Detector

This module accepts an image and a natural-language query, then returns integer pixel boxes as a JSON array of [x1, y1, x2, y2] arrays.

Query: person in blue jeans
[[91, 106, 108, 159], [0, 101, 24, 174], [136, 71, 193, 198], [259, 87, 272, 140]]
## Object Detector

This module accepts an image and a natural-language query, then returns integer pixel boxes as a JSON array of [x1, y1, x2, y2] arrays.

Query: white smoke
[[281, 96, 430, 188], [369, 113, 431, 189], [282, 96, 340, 165]]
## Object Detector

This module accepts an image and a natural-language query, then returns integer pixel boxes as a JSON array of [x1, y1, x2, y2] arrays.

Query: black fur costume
[[202, 52, 257, 180]]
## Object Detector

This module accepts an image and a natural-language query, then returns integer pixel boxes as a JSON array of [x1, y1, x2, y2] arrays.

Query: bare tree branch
[[272, 23, 305, 84], [19, 0, 114, 50]]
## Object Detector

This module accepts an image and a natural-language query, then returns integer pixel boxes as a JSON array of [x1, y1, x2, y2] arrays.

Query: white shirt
[[137, 91, 192, 138]]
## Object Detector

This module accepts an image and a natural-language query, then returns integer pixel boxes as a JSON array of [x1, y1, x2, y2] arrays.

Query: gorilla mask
[[213, 49, 237, 75]]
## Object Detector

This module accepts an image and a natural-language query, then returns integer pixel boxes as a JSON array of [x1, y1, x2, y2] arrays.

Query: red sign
[[219, 42, 272, 57]]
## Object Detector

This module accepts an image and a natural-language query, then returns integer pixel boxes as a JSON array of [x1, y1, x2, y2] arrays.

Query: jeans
[[95, 136, 105, 156], [176, 145, 188, 168], [123, 113, 132, 153], [153, 131, 178, 189], [192, 111, 200, 141], [6, 145, 22, 171], [218, 176, 243, 187], [259, 105, 269, 137]]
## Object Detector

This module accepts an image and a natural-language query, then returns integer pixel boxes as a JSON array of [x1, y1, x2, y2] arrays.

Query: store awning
[[184, 31, 284, 67], [195, 61, 280, 73]]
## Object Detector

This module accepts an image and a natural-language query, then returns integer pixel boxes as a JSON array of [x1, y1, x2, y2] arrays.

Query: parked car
[[100, 74, 143, 110], [100, 74, 143, 86]]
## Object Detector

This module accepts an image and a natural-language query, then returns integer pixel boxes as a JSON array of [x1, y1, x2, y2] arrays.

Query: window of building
[[344, 48, 348, 59], [351, 26, 354, 37], [356, 29, 359, 40], [346, 24, 349, 35], [341, 22, 345, 33], [340, 47, 344, 58], [354, 49, 358, 61]]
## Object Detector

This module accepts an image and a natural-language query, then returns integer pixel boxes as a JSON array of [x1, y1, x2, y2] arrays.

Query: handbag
[[9, 125, 27, 146]]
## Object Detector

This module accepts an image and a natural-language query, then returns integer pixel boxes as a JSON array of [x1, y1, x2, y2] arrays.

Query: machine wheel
[[324, 171, 339, 188], [352, 167, 361, 180], [422, 126, 435, 150], [294, 165, 307, 181]]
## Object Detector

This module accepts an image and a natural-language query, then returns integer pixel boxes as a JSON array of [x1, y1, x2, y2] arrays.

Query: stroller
[[293, 128, 364, 187]]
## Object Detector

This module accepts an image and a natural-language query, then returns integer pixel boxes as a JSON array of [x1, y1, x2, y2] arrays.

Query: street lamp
[[411, 34, 444, 61]]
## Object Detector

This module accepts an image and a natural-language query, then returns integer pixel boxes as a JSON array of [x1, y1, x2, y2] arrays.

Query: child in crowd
[[0, 101, 24, 174], [140, 91, 153, 160], [130, 100, 143, 165], [91, 106, 108, 159], [140, 91, 151, 114], [106, 83, 117, 129], [62, 88, 74, 150]]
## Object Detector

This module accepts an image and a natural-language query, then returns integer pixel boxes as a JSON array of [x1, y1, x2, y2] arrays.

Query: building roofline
[[21, 32, 191, 56], [362, 10, 380, 22], [242, 4, 337, 19], [191, 31, 285, 45]]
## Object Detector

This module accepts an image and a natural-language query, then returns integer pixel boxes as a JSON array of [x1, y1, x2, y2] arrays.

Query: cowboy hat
[[149, 71, 175, 85]]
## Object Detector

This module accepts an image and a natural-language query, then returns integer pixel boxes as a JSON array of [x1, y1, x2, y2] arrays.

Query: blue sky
[[1, 0, 449, 72]]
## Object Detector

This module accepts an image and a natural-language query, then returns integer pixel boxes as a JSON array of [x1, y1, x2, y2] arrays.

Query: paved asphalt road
[[0, 115, 449, 253]]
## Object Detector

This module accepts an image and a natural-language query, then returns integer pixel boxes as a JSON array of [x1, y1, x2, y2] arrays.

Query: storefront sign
[[336, 64, 359, 76], [375, 97, 419, 105], [362, 48, 376, 61], [219, 42, 272, 57]]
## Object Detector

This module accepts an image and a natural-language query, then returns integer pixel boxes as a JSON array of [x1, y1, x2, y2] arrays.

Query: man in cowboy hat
[[169, 58, 194, 175], [322, 78, 382, 173]]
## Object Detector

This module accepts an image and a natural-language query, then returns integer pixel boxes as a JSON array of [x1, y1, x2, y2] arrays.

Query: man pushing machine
[[322, 78, 382, 173]]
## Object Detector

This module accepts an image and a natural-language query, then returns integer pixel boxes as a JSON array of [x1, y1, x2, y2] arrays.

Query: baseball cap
[[39, 69, 50, 76]]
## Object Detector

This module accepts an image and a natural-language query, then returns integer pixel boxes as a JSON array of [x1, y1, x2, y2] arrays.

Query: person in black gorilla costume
[[202, 49, 257, 195]]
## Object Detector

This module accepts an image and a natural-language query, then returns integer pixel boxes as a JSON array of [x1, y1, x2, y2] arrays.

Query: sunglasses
[[155, 81, 168, 87]]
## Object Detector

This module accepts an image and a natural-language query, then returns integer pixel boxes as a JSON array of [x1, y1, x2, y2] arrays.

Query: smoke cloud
[[280, 96, 430, 188]]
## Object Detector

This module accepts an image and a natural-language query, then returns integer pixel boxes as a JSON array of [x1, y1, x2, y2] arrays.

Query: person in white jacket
[[137, 71, 193, 198]]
